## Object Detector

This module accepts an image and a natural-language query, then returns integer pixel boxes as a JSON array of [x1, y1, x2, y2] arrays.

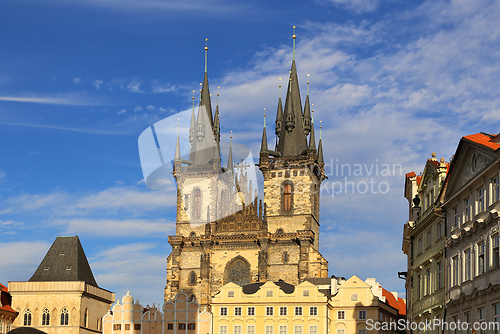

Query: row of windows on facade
[[113, 323, 195, 331], [336, 310, 367, 320], [185, 182, 296, 220], [23, 308, 72, 326], [415, 261, 443, 299], [450, 234, 500, 286], [219, 306, 319, 316], [219, 325, 319, 334], [452, 176, 500, 229], [415, 221, 443, 257], [450, 303, 500, 334]]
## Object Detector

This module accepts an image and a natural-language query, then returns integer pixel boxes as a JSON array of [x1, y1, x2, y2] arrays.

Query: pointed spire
[[200, 39, 213, 126], [275, 41, 307, 157], [292, 26, 296, 61], [261, 112, 268, 153], [213, 86, 220, 144], [275, 79, 283, 137], [174, 118, 181, 161], [308, 112, 316, 150], [227, 131, 234, 172], [318, 121, 324, 164], [205, 38, 208, 73], [303, 74, 311, 135], [189, 91, 196, 144]]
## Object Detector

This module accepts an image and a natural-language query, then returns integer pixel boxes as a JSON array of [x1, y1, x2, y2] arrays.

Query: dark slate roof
[[29, 236, 98, 287], [8, 328, 47, 334], [303, 277, 332, 285], [276, 60, 308, 157], [242, 280, 295, 295]]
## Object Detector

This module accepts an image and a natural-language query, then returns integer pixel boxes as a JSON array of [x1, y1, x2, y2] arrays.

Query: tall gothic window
[[24, 309, 32, 326], [60, 308, 69, 326], [283, 183, 293, 211], [225, 257, 251, 286], [194, 189, 201, 219], [83, 308, 88, 327], [42, 308, 50, 326], [189, 271, 197, 285], [283, 252, 289, 263]]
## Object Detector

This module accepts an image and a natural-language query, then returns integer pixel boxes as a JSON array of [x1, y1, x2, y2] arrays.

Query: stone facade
[[403, 153, 449, 330], [165, 42, 329, 308]]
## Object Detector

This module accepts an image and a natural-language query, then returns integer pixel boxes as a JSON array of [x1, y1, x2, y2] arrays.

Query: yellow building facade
[[330, 275, 405, 334], [212, 281, 329, 334]]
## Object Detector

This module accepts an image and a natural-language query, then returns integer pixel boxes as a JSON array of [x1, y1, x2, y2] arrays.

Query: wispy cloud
[[127, 81, 144, 93], [0, 92, 107, 106], [73, 77, 83, 84], [134, 106, 143, 112], [117, 109, 126, 115], [57, 218, 175, 237], [93, 79, 104, 89]]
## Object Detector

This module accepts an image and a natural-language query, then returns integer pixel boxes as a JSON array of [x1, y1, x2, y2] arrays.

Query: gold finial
[[292, 26, 296, 60], [320, 120, 322, 139], [311, 108, 314, 123], [264, 109, 266, 127], [192, 90, 195, 100], [205, 39, 208, 72], [230, 130, 233, 139], [307, 74, 310, 95], [279, 77, 282, 98], [217, 86, 220, 96]]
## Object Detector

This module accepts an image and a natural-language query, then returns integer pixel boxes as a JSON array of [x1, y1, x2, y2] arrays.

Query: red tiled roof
[[0, 304, 17, 313], [382, 288, 406, 316], [0, 283, 8, 292], [464, 133, 500, 151], [416, 176, 422, 186], [406, 172, 416, 178]]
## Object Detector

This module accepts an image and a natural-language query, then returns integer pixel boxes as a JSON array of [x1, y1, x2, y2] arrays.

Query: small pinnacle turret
[[227, 132, 234, 173], [174, 120, 181, 162], [261, 114, 268, 154]]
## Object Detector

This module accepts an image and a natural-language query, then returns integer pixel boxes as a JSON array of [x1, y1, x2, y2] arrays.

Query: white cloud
[[321, 0, 380, 14], [134, 106, 143, 112], [152, 83, 176, 94], [0, 241, 51, 282], [117, 109, 126, 115], [93, 79, 104, 89], [58, 218, 175, 237], [0, 170, 5, 180], [159, 107, 167, 113], [73, 77, 83, 84], [127, 81, 144, 93], [146, 105, 156, 111]]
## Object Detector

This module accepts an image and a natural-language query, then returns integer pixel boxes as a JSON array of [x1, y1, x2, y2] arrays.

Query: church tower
[[165, 32, 328, 309]]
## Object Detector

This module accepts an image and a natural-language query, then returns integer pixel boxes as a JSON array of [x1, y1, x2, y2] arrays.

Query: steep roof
[[29, 236, 98, 287], [241, 280, 295, 295], [0, 282, 17, 316], [382, 288, 406, 316], [464, 132, 500, 151]]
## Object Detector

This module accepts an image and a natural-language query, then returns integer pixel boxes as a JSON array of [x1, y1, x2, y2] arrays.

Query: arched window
[[189, 271, 197, 285], [189, 232, 196, 238], [42, 308, 50, 326], [60, 308, 69, 326], [194, 189, 201, 219], [83, 308, 88, 327], [224, 257, 251, 286], [283, 252, 289, 263], [283, 183, 293, 211], [276, 228, 284, 234], [23, 309, 32, 326]]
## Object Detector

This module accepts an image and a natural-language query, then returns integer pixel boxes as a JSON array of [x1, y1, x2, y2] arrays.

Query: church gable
[[443, 136, 499, 202]]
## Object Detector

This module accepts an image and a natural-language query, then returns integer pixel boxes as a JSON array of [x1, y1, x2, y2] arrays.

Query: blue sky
[[2, 0, 500, 305]]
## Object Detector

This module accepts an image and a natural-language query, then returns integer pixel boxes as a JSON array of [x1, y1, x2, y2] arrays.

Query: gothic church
[[165, 34, 329, 308]]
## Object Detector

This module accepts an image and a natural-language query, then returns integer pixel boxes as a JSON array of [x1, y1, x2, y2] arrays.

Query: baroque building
[[165, 34, 328, 308], [402, 153, 449, 330], [441, 133, 500, 330]]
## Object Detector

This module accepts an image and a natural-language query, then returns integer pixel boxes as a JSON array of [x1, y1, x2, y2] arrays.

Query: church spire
[[189, 91, 197, 162], [275, 79, 283, 149], [274, 26, 308, 157], [200, 39, 213, 127], [213, 86, 220, 145], [318, 121, 324, 164], [303, 74, 311, 136], [174, 118, 181, 162], [227, 131, 234, 172], [260, 112, 268, 154], [308, 111, 316, 150]]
